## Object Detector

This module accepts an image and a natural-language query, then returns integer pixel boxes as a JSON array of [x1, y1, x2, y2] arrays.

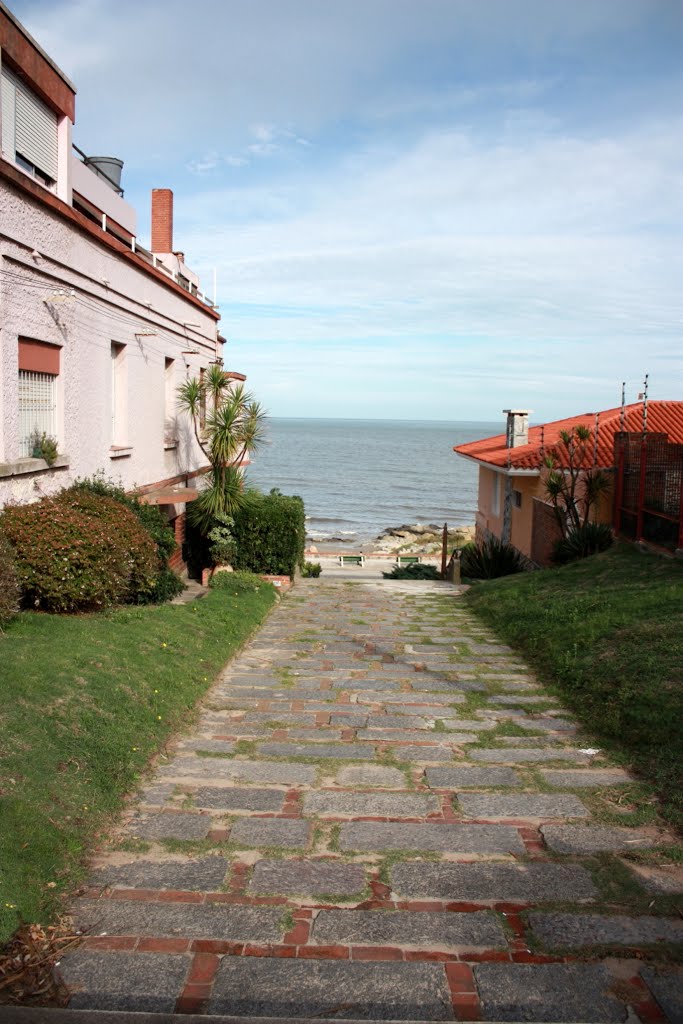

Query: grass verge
[[0, 578, 276, 943], [465, 543, 683, 830]]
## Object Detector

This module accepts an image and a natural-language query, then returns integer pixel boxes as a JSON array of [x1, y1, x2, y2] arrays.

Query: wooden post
[[441, 522, 448, 577]]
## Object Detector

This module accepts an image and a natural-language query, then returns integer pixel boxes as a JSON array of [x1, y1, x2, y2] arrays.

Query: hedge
[[231, 489, 305, 577], [1, 490, 159, 612], [0, 531, 19, 625]]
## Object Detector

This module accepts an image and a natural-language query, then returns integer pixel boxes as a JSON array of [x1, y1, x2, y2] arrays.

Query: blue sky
[[12, 0, 683, 422]]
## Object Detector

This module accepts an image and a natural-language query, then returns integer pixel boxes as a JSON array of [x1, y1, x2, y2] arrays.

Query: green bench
[[339, 554, 365, 567], [397, 555, 422, 566]]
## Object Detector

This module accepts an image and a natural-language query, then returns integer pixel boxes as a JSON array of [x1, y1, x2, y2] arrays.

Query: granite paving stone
[[158, 758, 316, 785], [248, 859, 367, 896], [357, 728, 473, 744], [178, 738, 236, 753], [229, 817, 311, 848], [58, 951, 189, 1013], [258, 742, 376, 760], [365, 714, 435, 729], [208, 958, 455, 1019], [626, 863, 683, 894], [335, 765, 407, 787], [72, 899, 286, 940], [303, 791, 441, 818], [474, 963, 627, 1022], [439, 718, 496, 731], [312, 908, 507, 949], [529, 912, 683, 948], [541, 825, 659, 854], [286, 728, 345, 741], [393, 745, 453, 761], [89, 856, 229, 891], [328, 713, 370, 727], [192, 786, 284, 810], [125, 811, 212, 840], [470, 747, 590, 764], [426, 766, 521, 788], [391, 862, 597, 901], [339, 821, 525, 853], [540, 768, 632, 787], [356, 691, 464, 704], [458, 793, 589, 819], [138, 783, 175, 806], [640, 968, 683, 1024]]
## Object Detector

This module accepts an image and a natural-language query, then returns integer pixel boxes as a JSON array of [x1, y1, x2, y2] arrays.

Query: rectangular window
[[111, 342, 126, 443], [164, 357, 176, 440], [1, 66, 58, 184], [18, 339, 60, 457], [513, 489, 523, 509], [491, 474, 501, 517]]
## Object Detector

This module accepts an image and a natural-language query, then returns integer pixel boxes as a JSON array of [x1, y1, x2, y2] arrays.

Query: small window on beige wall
[[111, 342, 127, 444], [491, 473, 501, 517], [164, 357, 176, 440]]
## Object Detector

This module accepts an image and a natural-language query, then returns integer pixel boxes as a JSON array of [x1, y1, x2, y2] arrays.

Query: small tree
[[177, 366, 266, 534], [542, 426, 610, 537]]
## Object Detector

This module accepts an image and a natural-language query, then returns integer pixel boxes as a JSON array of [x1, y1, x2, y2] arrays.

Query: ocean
[[243, 418, 499, 546]]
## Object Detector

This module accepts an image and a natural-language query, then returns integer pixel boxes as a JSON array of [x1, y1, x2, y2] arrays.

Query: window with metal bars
[[18, 370, 57, 457]]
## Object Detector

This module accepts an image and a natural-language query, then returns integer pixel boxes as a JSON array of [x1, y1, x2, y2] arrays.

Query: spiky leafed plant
[[177, 368, 266, 534], [542, 426, 610, 538]]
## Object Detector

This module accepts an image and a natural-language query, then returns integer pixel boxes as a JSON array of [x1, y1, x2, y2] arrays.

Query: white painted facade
[[0, 3, 223, 510]]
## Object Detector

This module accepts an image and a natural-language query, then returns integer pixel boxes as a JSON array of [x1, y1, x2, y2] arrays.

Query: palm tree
[[177, 366, 266, 533]]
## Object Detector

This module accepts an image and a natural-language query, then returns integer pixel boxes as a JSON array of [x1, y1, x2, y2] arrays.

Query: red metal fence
[[613, 431, 683, 551]]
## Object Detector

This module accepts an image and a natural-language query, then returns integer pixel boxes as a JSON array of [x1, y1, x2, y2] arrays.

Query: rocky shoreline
[[307, 522, 475, 555]]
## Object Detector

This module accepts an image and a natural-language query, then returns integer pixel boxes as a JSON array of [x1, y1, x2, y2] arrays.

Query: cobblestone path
[[60, 579, 682, 1021]]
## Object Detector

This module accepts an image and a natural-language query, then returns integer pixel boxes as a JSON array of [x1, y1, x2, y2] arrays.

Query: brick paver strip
[[126, 812, 212, 841], [640, 968, 683, 1023], [89, 857, 230, 891], [257, 742, 377, 759], [335, 765, 407, 787], [192, 786, 284, 810], [470, 747, 590, 763], [248, 859, 367, 896], [474, 963, 626, 1022], [58, 950, 189, 1012], [229, 817, 310, 848], [541, 825, 659, 854], [208, 958, 455, 1019], [426, 766, 521, 788], [391, 862, 597, 901], [540, 768, 632, 787], [303, 791, 441, 818], [312, 908, 507, 949], [158, 758, 316, 785], [529, 912, 683, 948], [72, 899, 286, 940], [457, 793, 589, 819], [339, 821, 525, 854]]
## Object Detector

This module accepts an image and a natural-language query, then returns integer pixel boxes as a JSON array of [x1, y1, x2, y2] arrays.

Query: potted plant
[[30, 431, 59, 466]]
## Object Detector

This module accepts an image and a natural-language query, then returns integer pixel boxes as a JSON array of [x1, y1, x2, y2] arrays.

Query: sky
[[11, 0, 683, 422]]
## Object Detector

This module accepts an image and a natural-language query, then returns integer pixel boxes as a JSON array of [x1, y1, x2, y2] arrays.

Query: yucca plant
[[552, 522, 614, 564], [177, 366, 266, 534], [459, 537, 525, 580]]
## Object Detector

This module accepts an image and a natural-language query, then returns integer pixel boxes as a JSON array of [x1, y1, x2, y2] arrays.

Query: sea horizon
[[245, 417, 498, 546]]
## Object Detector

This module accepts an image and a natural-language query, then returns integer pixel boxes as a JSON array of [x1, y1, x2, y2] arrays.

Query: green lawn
[[0, 579, 276, 943], [465, 543, 683, 830]]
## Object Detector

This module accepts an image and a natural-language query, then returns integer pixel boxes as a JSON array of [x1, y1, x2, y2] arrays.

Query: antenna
[[641, 373, 649, 436], [620, 381, 626, 433]]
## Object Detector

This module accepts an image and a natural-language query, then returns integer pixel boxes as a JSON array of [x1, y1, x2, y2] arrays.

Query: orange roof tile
[[454, 401, 683, 472]]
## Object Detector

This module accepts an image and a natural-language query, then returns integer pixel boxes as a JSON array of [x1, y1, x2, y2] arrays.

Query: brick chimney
[[504, 409, 532, 448], [151, 188, 173, 252]]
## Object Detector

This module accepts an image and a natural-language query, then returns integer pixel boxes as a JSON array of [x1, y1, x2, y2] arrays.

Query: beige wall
[[476, 466, 505, 541]]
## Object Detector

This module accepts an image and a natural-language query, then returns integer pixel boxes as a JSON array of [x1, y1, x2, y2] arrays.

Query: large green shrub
[[1, 491, 159, 612], [382, 562, 441, 580], [230, 489, 305, 577], [68, 476, 184, 601], [460, 537, 526, 580], [0, 531, 19, 626]]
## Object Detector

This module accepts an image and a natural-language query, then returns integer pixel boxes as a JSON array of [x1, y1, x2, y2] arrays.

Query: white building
[[0, 3, 229, 570]]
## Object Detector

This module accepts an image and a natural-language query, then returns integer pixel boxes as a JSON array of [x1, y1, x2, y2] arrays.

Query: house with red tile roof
[[454, 401, 683, 565]]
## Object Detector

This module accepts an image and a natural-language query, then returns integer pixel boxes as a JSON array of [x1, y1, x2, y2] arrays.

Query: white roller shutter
[[1, 66, 57, 180], [1, 66, 16, 159]]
